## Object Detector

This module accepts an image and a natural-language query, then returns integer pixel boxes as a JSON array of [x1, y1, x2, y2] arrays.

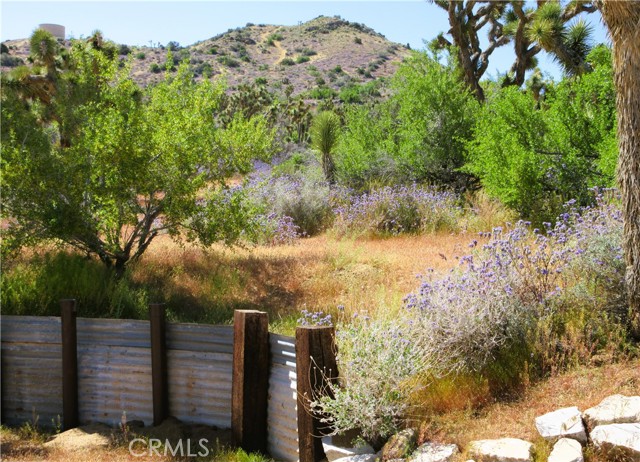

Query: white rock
[[323, 435, 376, 462], [333, 455, 379, 462], [548, 438, 583, 462], [582, 395, 640, 430], [535, 407, 587, 444], [590, 423, 640, 461], [467, 438, 533, 462], [410, 442, 459, 462]]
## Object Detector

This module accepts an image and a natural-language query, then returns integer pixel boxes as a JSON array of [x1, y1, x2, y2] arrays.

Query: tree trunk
[[598, 1, 640, 337]]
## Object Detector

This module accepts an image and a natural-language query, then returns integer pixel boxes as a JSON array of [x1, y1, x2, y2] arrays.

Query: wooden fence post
[[296, 326, 339, 462], [232, 310, 270, 453], [150, 303, 168, 426], [60, 299, 79, 430]]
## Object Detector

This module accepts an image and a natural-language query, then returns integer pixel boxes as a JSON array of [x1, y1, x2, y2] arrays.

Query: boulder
[[467, 438, 533, 462], [322, 434, 376, 462], [381, 429, 418, 461], [409, 442, 459, 462], [333, 455, 379, 462], [590, 423, 640, 461], [534, 407, 587, 444], [582, 395, 640, 430], [43, 423, 112, 451], [547, 438, 583, 462]]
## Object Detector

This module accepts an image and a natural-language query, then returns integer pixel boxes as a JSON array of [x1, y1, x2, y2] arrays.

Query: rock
[[548, 438, 583, 462], [43, 423, 112, 451], [381, 429, 418, 461], [333, 455, 379, 462], [582, 395, 640, 430], [535, 407, 587, 444], [323, 433, 376, 462], [409, 442, 459, 462], [590, 423, 640, 461], [467, 438, 533, 462]]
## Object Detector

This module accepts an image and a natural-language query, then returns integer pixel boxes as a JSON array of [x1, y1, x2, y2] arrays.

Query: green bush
[[296, 55, 310, 64], [149, 62, 161, 73], [218, 55, 240, 68], [280, 57, 295, 66], [1, 252, 148, 319], [135, 51, 146, 60]]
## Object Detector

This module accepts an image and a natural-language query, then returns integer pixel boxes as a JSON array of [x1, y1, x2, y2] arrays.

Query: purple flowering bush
[[313, 192, 630, 444], [246, 170, 336, 238], [333, 184, 462, 236]]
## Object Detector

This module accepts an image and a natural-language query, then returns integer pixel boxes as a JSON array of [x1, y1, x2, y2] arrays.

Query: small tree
[[1, 41, 276, 274], [311, 111, 341, 184]]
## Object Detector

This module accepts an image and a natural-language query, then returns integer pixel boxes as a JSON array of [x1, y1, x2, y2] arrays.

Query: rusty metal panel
[[268, 334, 299, 462], [76, 318, 153, 426], [166, 323, 234, 428], [1, 316, 63, 427]]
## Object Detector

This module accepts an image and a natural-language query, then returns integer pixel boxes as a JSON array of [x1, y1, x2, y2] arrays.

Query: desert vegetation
[[2, 2, 640, 460]]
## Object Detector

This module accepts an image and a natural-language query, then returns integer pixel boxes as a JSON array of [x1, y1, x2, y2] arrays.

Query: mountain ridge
[[1, 15, 411, 97]]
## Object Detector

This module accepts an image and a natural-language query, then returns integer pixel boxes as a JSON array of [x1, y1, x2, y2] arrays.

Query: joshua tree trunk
[[597, 1, 640, 337]]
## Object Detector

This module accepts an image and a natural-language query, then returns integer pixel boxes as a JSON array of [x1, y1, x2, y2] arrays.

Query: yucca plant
[[310, 110, 341, 184]]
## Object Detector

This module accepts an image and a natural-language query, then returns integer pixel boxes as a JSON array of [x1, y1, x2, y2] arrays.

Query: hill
[[1, 16, 411, 96]]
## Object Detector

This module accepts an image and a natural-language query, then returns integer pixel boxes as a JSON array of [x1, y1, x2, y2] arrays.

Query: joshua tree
[[430, 1, 596, 101], [311, 111, 341, 184], [597, 1, 640, 337]]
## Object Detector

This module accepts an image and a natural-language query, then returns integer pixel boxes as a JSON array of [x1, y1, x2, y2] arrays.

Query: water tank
[[38, 24, 65, 40]]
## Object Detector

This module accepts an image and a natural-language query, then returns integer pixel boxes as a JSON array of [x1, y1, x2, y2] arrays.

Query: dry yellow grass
[[133, 231, 475, 331]]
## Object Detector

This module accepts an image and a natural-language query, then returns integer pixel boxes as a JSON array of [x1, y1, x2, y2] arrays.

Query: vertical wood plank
[[60, 299, 78, 430], [296, 326, 338, 462], [150, 303, 168, 426], [232, 310, 270, 453]]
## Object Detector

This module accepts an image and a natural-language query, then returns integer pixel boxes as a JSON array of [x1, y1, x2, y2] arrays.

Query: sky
[[1, 0, 610, 81]]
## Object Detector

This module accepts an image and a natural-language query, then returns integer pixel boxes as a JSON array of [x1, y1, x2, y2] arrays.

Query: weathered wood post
[[296, 325, 338, 462], [60, 299, 79, 430], [232, 310, 270, 453], [150, 303, 169, 426]]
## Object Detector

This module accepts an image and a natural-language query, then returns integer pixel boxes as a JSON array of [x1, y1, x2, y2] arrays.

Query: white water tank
[[38, 23, 65, 40]]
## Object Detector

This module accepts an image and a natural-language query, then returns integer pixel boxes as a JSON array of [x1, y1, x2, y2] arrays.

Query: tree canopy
[[1, 30, 276, 273]]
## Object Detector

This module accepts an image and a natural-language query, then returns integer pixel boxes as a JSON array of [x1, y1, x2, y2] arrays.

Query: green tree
[[1, 44, 276, 274]]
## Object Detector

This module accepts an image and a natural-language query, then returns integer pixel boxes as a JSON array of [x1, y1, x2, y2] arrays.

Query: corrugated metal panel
[[167, 350, 232, 428], [77, 318, 150, 348], [166, 324, 234, 428], [166, 323, 233, 354], [75, 317, 153, 425], [1, 316, 63, 427], [268, 334, 299, 462]]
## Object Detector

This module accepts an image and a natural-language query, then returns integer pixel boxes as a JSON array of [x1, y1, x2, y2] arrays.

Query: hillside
[[1, 16, 411, 96]]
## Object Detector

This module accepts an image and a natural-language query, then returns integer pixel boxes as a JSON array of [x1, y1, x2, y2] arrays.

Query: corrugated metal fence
[[1, 315, 299, 461]]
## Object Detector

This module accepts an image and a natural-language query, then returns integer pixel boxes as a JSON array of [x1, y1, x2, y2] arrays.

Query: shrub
[[118, 44, 131, 55], [296, 55, 310, 64], [354, 37, 362, 45], [0, 53, 24, 67], [218, 55, 240, 68], [310, 317, 426, 445], [245, 169, 335, 236], [280, 57, 295, 66], [135, 51, 146, 60], [333, 185, 462, 236], [149, 62, 161, 73]]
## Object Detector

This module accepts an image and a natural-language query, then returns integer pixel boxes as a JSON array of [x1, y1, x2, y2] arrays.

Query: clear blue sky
[[1, 1, 609, 81]]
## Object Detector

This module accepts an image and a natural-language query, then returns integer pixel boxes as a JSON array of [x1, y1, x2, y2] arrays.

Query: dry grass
[[133, 231, 473, 332]]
